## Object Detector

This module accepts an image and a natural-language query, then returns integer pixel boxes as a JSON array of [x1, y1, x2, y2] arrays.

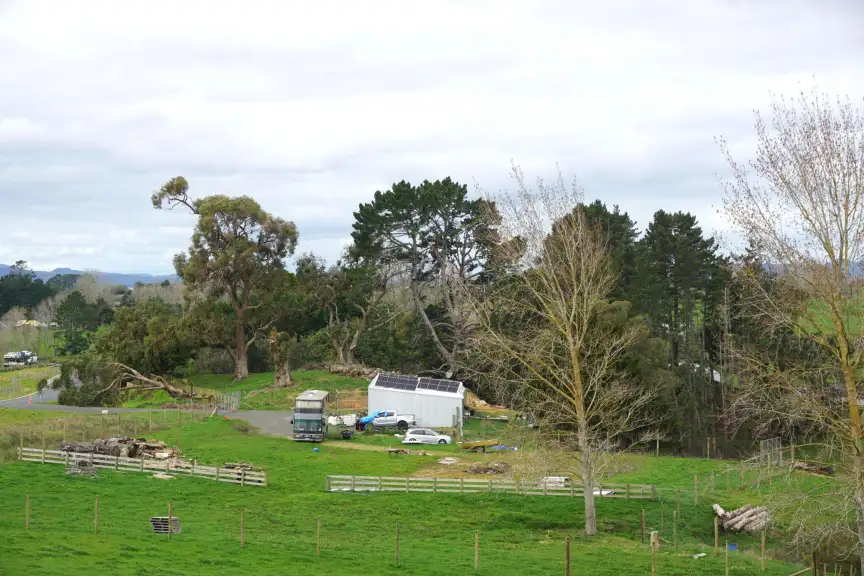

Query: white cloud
[[1, 0, 863, 272]]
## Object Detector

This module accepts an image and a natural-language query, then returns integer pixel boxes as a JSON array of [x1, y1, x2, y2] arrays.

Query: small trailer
[[326, 414, 358, 440], [457, 439, 499, 453]]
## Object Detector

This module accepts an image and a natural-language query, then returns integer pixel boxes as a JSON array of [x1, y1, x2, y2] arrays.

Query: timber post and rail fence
[[325, 475, 657, 498], [18, 447, 267, 487]]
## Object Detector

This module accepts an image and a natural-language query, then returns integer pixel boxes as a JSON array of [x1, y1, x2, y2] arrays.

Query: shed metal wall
[[367, 386, 463, 428]]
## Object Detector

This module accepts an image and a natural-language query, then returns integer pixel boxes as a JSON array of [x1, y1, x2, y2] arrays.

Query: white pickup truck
[[371, 410, 416, 431]]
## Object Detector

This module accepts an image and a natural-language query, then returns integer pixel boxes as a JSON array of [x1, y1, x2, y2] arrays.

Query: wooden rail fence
[[18, 447, 267, 487], [326, 475, 656, 499]]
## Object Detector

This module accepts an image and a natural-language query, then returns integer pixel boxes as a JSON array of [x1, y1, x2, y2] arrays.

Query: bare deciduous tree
[[464, 167, 661, 536], [73, 273, 108, 303], [32, 296, 59, 326], [720, 87, 864, 569]]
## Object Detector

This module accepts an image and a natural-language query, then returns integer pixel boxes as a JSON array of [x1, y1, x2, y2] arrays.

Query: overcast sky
[[2, 0, 864, 274]]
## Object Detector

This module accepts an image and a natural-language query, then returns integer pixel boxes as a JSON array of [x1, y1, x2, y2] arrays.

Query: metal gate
[[759, 437, 782, 465], [215, 391, 240, 412]]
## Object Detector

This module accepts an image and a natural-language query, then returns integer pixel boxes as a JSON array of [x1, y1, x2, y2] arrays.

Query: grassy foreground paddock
[[0, 417, 804, 575]]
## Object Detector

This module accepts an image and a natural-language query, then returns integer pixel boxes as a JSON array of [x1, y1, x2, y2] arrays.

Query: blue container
[[312, 447, 320, 453], [727, 543, 738, 552]]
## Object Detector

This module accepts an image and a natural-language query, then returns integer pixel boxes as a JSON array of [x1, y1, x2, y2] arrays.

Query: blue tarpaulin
[[359, 410, 383, 425]]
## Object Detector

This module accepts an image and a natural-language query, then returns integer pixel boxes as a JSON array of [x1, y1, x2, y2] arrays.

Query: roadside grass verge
[[0, 366, 58, 400]]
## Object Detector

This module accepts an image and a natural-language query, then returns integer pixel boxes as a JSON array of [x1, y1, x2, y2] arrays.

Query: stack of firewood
[[712, 504, 770, 534], [59, 437, 179, 459]]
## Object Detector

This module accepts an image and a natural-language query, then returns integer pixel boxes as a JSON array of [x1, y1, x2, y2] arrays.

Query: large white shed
[[368, 373, 465, 429]]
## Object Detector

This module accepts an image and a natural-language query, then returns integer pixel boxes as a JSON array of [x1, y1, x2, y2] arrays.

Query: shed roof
[[297, 389, 329, 401], [369, 373, 464, 398]]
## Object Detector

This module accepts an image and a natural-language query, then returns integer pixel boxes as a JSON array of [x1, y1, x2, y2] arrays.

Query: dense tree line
[[21, 172, 753, 457], [1, 171, 769, 460]]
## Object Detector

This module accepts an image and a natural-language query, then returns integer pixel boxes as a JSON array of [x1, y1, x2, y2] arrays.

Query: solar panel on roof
[[375, 374, 419, 391], [417, 377, 460, 393]]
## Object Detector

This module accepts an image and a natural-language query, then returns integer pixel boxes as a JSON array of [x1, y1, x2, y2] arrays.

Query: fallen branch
[[110, 363, 194, 399]]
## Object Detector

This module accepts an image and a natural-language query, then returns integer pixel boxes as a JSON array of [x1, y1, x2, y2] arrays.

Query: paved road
[[0, 388, 295, 438]]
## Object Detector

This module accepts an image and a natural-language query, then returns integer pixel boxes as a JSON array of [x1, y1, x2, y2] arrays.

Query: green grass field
[[0, 415, 808, 575]]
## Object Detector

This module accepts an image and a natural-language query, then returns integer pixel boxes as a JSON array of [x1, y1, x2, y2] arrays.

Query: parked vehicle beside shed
[[290, 389, 329, 442]]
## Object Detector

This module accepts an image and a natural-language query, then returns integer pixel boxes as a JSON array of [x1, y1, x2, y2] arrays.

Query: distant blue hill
[[0, 264, 178, 287]]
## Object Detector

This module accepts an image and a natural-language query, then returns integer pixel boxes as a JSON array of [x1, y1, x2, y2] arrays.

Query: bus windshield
[[294, 419, 323, 433]]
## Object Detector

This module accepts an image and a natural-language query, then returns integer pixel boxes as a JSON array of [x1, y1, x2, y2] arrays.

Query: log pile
[[789, 460, 835, 476], [468, 461, 511, 474], [59, 437, 180, 460], [322, 363, 381, 379], [712, 504, 771, 534]]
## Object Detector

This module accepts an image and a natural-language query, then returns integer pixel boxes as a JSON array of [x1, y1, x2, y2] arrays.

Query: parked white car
[[402, 428, 452, 445]]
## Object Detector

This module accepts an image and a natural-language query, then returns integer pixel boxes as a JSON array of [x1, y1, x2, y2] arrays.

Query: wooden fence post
[[655, 437, 660, 456], [565, 535, 571, 576], [761, 529, 766, 572], [240, 509, 245, 548], [725, 541, 729, 576], [641, 509, 646, 544], [316, 517, 321, 557], [474, 529, 479, 571], [25, 492, 30, 530], [714, 516, 719, 556], [95, 496, 99, 534], [791, 443, 795, 461], [694, 475, 699, 505], [673, 510, 677, 547], [168, 501, 172, 539], [650, 531, 659, 576], [395, 523, 400, 567], [626, 484, 631, 499], [740, 460, 745, 484]]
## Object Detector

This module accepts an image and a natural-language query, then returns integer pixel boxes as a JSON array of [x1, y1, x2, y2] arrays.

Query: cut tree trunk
[[274, 360, 293, 388], [713, 504, 770, 535]]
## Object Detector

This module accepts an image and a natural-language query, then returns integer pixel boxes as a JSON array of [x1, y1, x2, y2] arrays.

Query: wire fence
[[5, 489, 830, 575]]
